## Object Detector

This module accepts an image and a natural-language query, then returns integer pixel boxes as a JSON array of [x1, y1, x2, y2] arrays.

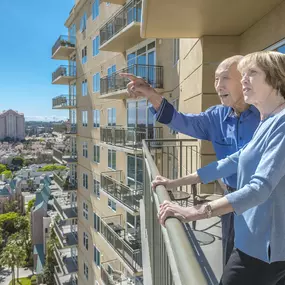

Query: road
[[0, 267, 33, 285]]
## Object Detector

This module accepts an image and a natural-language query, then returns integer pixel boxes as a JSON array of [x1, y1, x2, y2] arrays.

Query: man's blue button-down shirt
[[150, 98, 260, 188]]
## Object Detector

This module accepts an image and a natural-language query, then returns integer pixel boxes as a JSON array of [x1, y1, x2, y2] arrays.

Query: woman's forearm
[[183, 197, 234, 222], [171, 172, 201, 188]]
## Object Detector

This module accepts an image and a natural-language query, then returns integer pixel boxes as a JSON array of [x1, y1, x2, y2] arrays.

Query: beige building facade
[[51, 0, 285, 284], [0, 109, 25, 141]]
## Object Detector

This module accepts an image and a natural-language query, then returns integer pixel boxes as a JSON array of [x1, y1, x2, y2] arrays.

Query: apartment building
[[0, 109, 25, 141], [51, 0, 285, 284]]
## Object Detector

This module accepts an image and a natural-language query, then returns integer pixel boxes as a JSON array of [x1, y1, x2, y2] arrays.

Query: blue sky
[[0, 0, 74, 121]]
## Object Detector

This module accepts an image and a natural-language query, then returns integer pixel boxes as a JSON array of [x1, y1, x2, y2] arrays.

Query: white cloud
[[25, 115, 68, 122]]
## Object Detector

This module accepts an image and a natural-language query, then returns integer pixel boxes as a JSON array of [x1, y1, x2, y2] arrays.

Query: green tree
[[2, 170, 12, 179], [8, 233, 27, 281], [11, 157, 25, 167], [27, 198, 36, 212], [0, 241, 18, 285], [3, 201, 19, 213], [0, 212, 19, 241], [38, 164, 66, 172], [43, 230, 57, 285], [0, 164, 6, 174]]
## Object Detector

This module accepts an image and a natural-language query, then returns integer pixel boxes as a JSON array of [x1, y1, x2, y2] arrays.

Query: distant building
[[0, 109, 25, 141]]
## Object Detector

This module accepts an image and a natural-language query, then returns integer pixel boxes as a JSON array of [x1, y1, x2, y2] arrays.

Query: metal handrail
[[100, 64, 163, 95], [52, 95, 76, 109], [52, 65, 76, 82], [100, 0, 142, 46], [100, 125, 163, 149], [142, 139, 207, 285], [52, 35, 76, 56]]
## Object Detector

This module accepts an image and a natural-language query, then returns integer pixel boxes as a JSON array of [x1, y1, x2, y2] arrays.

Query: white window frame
[[108, 149, 116, 170], [83, 202, 88, 220], [93, 109, 100, 128], [94, 179, 100, 198], [82, 111, 88, 127], [83, 142, 88, 158], [83, 173, 88, 189], [108, 198, 116, 212], [83, 262, 89, 280], [83, 232, 89, 250], [173, 39, 179, 65]]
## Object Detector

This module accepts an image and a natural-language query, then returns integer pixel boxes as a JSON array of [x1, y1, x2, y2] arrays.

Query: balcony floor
[[185, 216, 222, 284]]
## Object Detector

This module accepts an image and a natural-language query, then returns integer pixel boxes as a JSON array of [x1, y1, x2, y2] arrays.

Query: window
[[83, 173, 88, 189], [83, 232, 89, 250], [80, 12, 87, 32], [93, 36, 100, 56], [107, 108, 116, 126], [82, 46, 87, 64], [92, 0, 100, 20], [106, 2, 110, 6], [127, 155, 143, 189], [108, 198, 117, 211], [173, 39, 179, 65], [93, 72, 100, 92], [83, 262, 89, 280], [83, 142, 88, 158], [93, 109, 100, 128], [94, 213, 101, 231], [83, 202, 89, 220], [94, 179, 100, 198], [107, 65, 116, 89], [108, 149, 116, 170], [82, 79, 87, 96], [94, 145, 100, 163], [94, 246, 101, 267], [82, 111, 88, 127]]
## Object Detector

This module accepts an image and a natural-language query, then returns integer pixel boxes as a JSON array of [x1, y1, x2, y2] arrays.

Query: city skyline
[[0, 0, 73, 121]]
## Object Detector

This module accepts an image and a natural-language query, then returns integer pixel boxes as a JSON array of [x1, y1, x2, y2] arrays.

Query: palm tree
[[0, 242, 17, 285]]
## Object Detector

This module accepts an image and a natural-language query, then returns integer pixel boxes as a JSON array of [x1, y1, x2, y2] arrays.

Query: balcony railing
[[52, 65, 76, 83], [52, 35, 76, 58], [100, 64, 163, 95], [53, 172, 77, 192], [100, 215, 142, 273], [101, 260, 143, 285], [66, 124, 77, 135], [54, 219, 78, 248], [101, 172, 143, 212], [53, 196, 77, 220], [142, 138, 220, 285], [52, 95, 76, 109], [54, 266, 78, 285], [100, 126, 162, 149], [100, 0, 142, 46], [54, 247, 78, 275]]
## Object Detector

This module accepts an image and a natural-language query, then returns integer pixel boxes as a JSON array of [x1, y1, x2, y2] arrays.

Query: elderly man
[[121, 55, 260, 267]]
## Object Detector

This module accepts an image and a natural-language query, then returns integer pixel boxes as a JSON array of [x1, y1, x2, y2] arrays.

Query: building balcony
[[65, 124, 77, 137], [52, 65, 76, 85], [100, 64, 163, 99], [54, 246, 78, 276], [140, 0, 282, 38], [52, 35, 76, 60], [101, 260, 143, 285], [99, 0, 142, 52], [53, 148, 77, 165], [54, 266, 78, 285], [52, 95, 76, 110], [100, 215, 142, 275], [100, 126, 162, 153], [53, 172, 78, 192], [101, 171, 142, 213], [142, 138, 223, 284], [53, 195, 77, 220], [53, 219, 78, 248]]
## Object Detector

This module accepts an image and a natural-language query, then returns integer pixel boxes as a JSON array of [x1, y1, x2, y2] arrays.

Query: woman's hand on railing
[[158, 201, 188, 226], [151, 175, 176, 190]]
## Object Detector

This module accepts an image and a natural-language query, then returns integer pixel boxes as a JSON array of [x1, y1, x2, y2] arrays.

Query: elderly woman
[[153, 51, 285, 285]]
